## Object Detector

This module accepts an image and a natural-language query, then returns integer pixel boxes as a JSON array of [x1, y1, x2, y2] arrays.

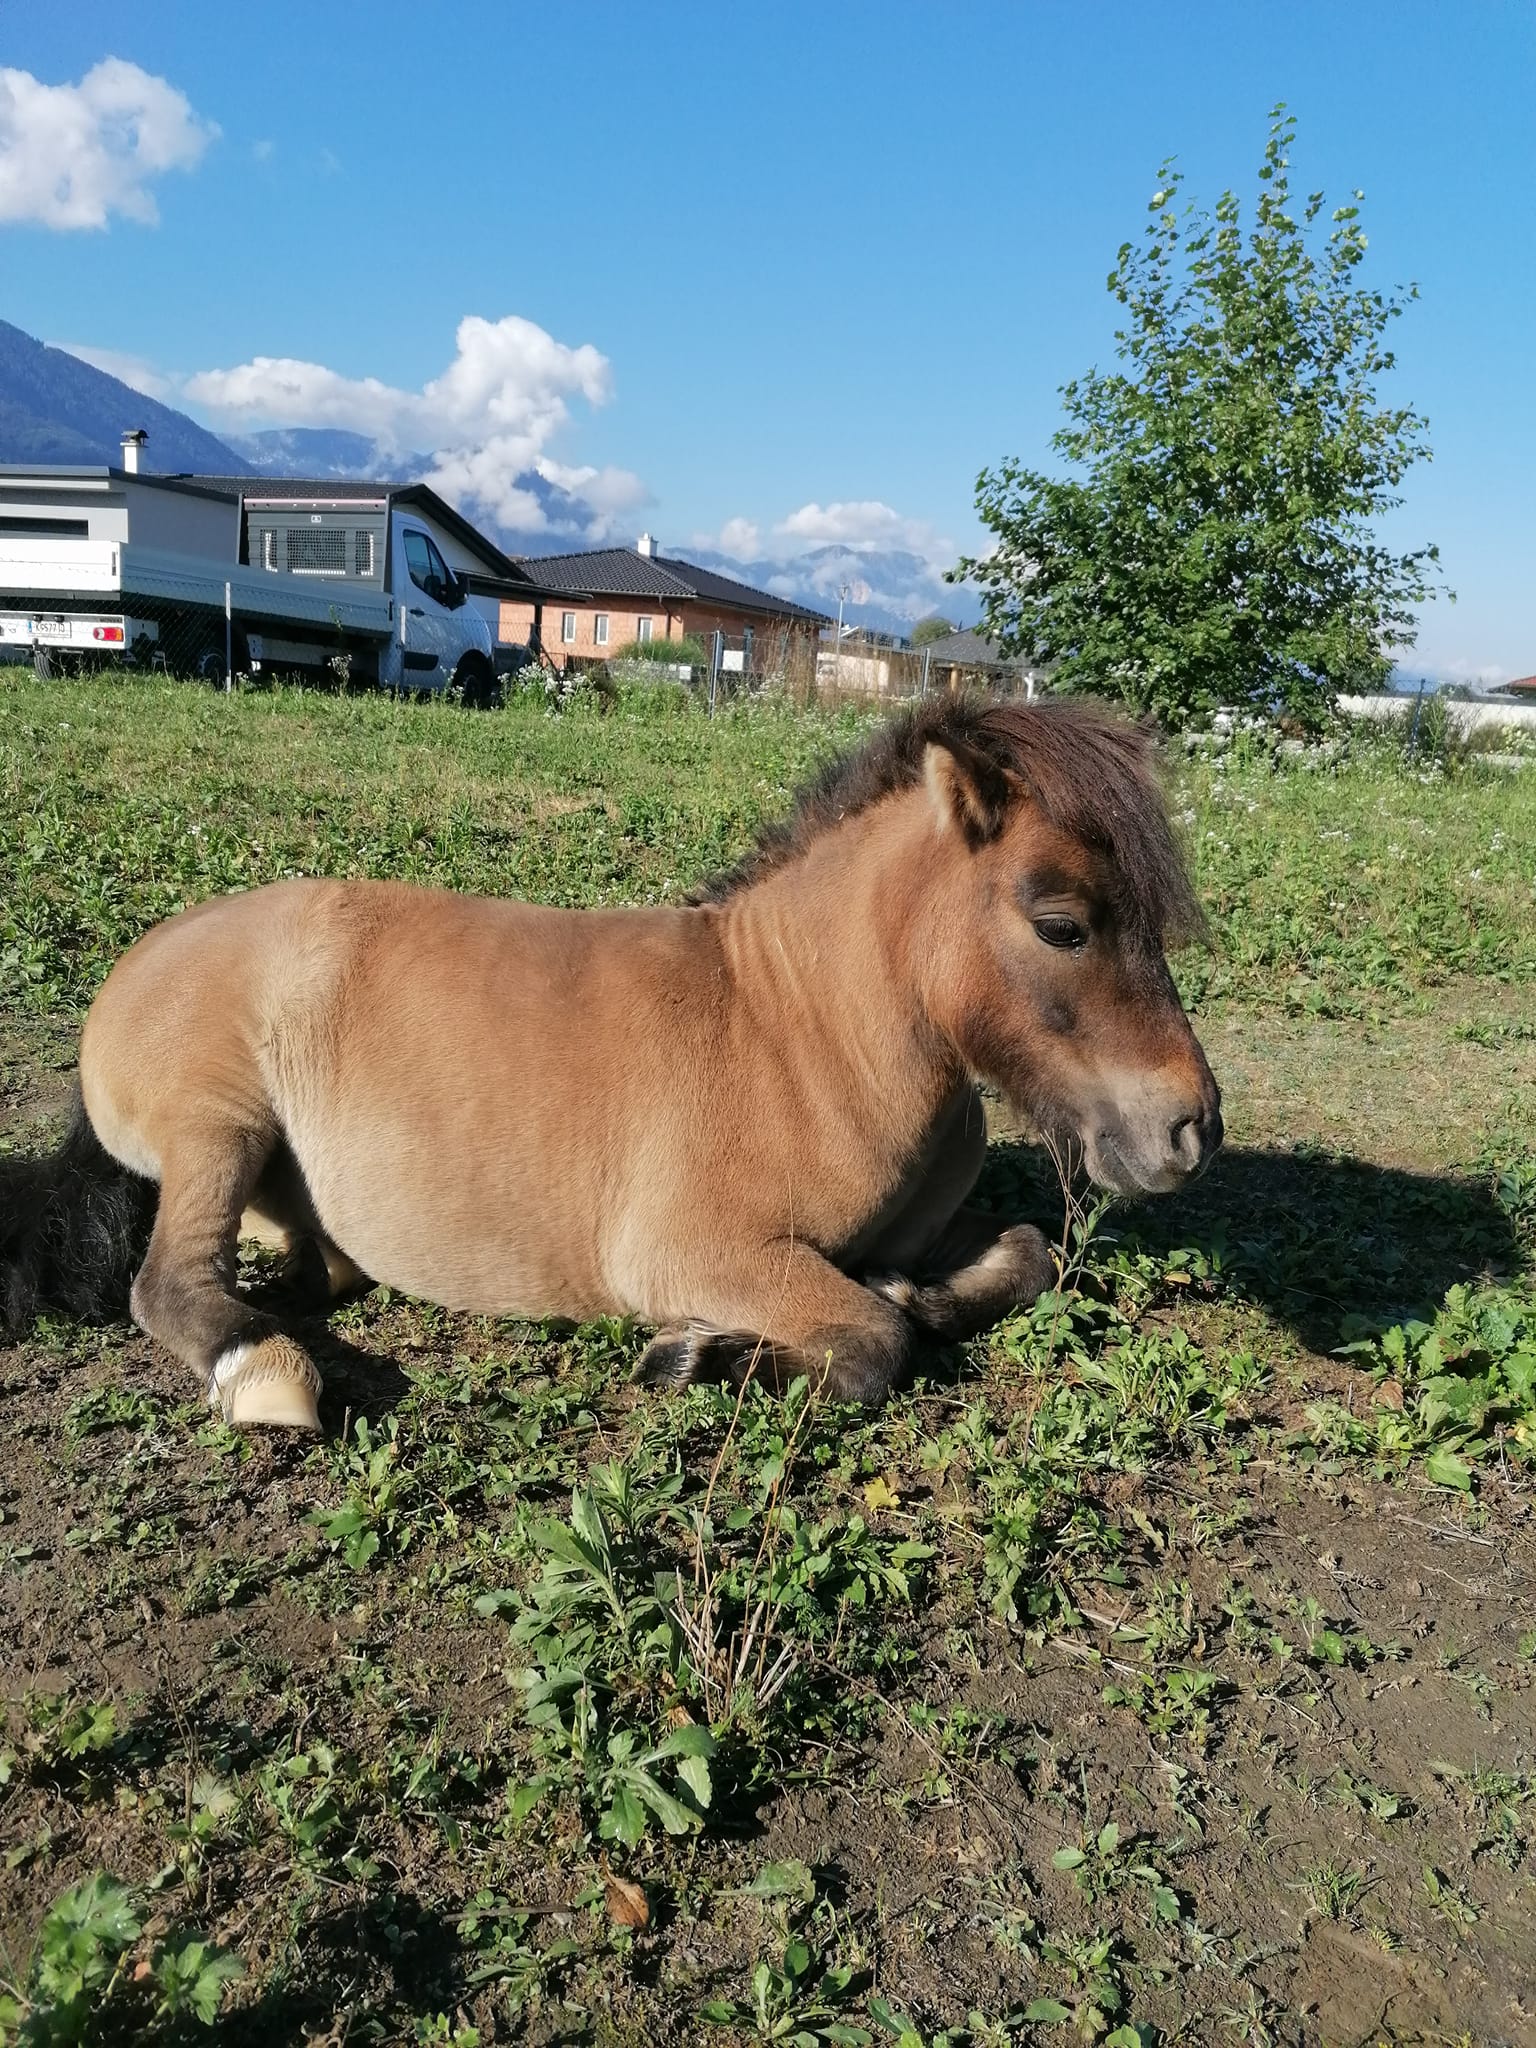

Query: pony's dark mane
[[690, 694, 1205, 946]]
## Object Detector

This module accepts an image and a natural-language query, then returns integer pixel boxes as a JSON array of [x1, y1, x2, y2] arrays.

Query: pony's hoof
[[639, 1328, 699, 1390], [210, 1336, 323, 1430]]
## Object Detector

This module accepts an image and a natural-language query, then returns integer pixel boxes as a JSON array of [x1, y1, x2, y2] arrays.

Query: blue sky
[[2, 0, 1532, 676]]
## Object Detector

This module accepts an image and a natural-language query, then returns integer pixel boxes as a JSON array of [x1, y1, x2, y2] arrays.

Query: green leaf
[[1424, 1446, 1473, 1491], [569, 1486, 609, 1556], [154, 1936, 244, 2023], [740, 1859, 815, 1901], [602, 1782, 646, 1849], [675, 1752, 713, 1810], [868, 1996, 923, 2044], [655, 1723, 718, 1760], [1024, 1998, 1073, 2024], [1052, 1847, 1086, 1869], [626, 1767, 699, 1836], [42, 1872, 141, 1952]]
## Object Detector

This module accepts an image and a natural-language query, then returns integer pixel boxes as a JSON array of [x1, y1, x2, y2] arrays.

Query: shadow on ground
[[978, 1136, 1524, 1352]]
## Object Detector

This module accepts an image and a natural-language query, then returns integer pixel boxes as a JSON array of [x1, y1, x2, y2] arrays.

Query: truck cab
[[387, 515, 486, 691], [239, 492, 497, 696]]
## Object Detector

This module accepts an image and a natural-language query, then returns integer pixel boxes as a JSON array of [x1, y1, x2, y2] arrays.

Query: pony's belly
[[316, 1209, 610, 1323]]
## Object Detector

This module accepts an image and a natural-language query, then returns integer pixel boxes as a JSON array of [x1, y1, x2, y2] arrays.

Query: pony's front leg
[[639, 1242, 913, 1405], [872, 1207, 1055, 1343]]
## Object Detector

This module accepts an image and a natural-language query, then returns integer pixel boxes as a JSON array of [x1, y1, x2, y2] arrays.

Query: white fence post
[[224, 581, 233, 693]]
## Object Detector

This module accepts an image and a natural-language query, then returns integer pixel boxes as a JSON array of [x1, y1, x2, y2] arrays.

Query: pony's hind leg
[[873, 1208, 1054, 1343], [131, 1129, 322, 1430], [244, 1144, 371, 1306]]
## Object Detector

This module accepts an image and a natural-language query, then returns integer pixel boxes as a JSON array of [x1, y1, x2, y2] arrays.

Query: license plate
[[33, 618, 73, 642]]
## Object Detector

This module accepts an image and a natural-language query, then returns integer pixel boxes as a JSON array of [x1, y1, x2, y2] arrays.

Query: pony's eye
[[1033, 915, 1087, 950]]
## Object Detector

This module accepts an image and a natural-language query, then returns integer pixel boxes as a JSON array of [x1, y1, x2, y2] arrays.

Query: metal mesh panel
[[286, 528, 348, 576]]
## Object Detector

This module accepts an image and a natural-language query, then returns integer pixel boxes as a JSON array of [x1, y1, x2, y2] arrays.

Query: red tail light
[[92, 625, 125, 642]]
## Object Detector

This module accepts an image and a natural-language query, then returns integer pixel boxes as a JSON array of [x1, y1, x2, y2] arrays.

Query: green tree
[[910, 614, 956, 647], [954, 110, 1447, 727]]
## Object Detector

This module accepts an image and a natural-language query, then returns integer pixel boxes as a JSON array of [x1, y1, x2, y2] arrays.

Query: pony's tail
[[0, 1087, 157, 1332]]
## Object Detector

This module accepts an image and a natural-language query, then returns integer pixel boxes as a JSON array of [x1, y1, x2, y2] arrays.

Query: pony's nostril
[[1168, 1112, 1204, 1164]]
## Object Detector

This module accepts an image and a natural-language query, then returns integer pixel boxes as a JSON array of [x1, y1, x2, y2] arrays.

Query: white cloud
[[532, 459, 652, 540], [54, 341, 180, 401], [183, 314, 622, 531], [774, 499, 951, 557], [697, 516, 762, 558], [252, 138, 274, 163], [0, 58, 216, 230], [1395, 654, 1518, 694]]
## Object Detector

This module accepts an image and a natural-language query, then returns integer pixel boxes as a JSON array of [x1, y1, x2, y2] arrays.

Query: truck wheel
[[195, 630, 249, 688], [455, 654, 500, 710]]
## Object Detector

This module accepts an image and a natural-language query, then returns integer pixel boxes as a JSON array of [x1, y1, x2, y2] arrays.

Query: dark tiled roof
[[187, 474, 403, 499], [516, 547, 832, 624], [920, 627, 1024, 667]]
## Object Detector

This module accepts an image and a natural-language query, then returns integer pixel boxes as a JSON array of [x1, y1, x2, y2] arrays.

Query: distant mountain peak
[[0, 319, 243, 472]]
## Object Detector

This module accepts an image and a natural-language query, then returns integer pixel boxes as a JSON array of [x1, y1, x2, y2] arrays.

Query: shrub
[[611, 635, 707, 667]]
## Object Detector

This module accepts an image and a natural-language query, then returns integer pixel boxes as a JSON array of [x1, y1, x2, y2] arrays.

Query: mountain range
[[0, 319, 243, 472], [0, 321, 960, 636]]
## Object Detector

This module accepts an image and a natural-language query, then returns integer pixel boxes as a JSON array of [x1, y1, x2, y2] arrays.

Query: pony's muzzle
[[1083, 1076, 1223, 1194]]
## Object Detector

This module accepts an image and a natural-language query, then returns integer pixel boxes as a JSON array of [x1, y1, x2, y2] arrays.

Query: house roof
[[0, 462, 245, 505], [515, 546, 833, 625], [918, 628, 1025, 667]]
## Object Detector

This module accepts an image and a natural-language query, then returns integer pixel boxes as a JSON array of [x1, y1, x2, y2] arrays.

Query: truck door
[[396, 523, 460, 688]]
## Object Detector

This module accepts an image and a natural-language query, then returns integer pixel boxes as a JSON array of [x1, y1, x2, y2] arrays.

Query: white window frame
[[636, 616, 654, 643], [594, 612, 610, 647], [561, 611, 577, 644]]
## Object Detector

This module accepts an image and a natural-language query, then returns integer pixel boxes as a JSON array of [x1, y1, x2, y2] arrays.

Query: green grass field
[[1, 670, 1533, 2047]]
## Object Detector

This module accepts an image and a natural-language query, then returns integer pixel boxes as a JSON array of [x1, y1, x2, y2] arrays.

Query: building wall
[[125, 481, 241, 557], [497, 597, 683, 654], [0, 485, 130, 545], [497, 594, 818, 663]]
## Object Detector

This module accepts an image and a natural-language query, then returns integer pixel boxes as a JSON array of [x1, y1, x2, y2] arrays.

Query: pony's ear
[[923, 737, 1012, 846]]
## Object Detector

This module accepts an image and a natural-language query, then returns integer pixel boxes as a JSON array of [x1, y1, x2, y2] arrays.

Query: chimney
[[121, 428, 148, 475], [636, 531, 657, 558]]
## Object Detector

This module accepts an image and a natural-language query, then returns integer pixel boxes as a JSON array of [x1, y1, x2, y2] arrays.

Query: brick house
[[499, 534, 830, 667]]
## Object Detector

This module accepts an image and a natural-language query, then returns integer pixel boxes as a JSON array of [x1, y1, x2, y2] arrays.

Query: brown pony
[[0, 696, 1220, 1429]]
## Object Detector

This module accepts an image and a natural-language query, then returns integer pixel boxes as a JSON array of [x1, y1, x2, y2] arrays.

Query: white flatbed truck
[[0, 434, 550, 701]]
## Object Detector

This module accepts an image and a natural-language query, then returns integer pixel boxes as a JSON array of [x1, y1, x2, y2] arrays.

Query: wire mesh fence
[[5, 586, 246, 688], [5, 597, 1045, 713]]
